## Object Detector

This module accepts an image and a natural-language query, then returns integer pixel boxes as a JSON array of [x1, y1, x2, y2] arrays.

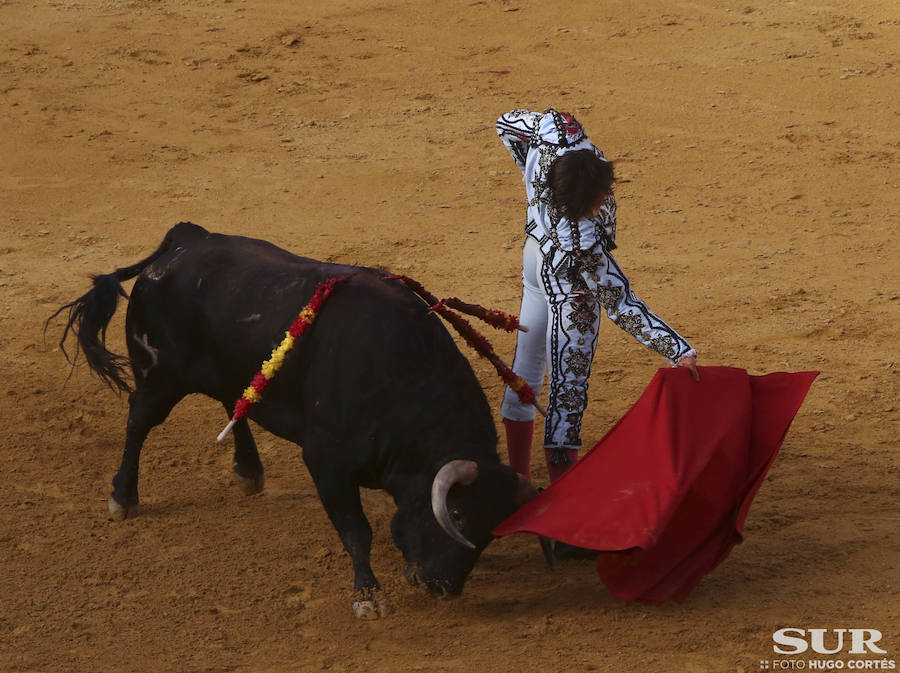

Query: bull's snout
[[423, 578, 461, 599], [425, 582, 449, 598], [402, 562, 421, 586], [403, 563, 459, 597]]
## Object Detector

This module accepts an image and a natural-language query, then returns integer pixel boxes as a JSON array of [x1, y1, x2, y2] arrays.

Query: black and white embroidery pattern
[[532, 144, 558, 205], [567, 300, 599, 335], [575, 252, 604, 276], [565, 418, 582, 447], [594, 283, 623, 311], [496, 109, 543, 172], [615, 311, 646, 339], [497, 108, 694, 450], [564, 347, 592, 378], [649, 334, 678, 359], [558, 384, 586, 411]]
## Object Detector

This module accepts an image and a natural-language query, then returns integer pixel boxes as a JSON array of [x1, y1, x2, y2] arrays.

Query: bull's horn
[[516, 474, 556, 570], [431, 460, 479, 549]]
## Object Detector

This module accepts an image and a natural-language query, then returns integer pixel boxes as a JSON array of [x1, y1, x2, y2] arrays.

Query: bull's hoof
[[352, 596, 393, 619], [235, 472, 265, 496], [402, 563, 420, 587], [108, 495, 136, 521]]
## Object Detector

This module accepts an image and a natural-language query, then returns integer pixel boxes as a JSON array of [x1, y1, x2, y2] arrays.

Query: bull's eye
[[449, 507, 465, 531]]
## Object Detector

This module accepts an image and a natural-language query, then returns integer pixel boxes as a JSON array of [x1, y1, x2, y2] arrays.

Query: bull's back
[[124, 226, 491, 452], [127, 225, 384, 384]]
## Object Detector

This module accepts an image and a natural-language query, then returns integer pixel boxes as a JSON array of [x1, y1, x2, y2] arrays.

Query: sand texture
[[1, 0, 897, 671]]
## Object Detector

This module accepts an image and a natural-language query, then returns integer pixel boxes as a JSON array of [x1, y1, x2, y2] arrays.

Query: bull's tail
[[46, 222, 199, 393]]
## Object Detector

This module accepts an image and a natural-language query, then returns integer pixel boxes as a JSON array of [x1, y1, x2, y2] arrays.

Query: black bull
[[50, 222, 549, 617]]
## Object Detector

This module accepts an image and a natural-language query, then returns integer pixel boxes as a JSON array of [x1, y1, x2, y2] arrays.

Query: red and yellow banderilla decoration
[[217, 275, 350, 442], [217, 272, 545, 443]]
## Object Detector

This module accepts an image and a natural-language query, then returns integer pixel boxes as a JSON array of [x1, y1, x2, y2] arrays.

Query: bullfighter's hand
[[676, 354, 700, 382]]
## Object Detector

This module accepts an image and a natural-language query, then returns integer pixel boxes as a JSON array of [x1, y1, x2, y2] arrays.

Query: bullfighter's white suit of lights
[[497, 108, 696, 453]]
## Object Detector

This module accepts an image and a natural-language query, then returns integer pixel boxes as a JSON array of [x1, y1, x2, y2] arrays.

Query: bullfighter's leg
[[109, 381, 183, 521], [222, 410, 265, 495], [305, 454, 390, 619]]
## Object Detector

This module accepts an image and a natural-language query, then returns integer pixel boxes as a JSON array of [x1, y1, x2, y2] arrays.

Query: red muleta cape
[[493, 366, 818, 604]]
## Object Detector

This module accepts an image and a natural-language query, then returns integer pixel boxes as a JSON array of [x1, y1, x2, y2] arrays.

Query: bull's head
[[391, 460, 552, 597]]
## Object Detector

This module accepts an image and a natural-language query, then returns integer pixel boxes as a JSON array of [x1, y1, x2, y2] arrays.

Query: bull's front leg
[[307, 463, 391, 619], [337, 510, 389, 620]]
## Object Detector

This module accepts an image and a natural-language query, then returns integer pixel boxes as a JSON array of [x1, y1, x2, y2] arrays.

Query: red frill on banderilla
[[383, 275, 544, 416], [219, 273, 544, 443]]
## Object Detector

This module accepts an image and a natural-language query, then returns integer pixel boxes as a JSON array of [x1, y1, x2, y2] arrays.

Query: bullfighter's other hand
[[675, 353, 700, 382]]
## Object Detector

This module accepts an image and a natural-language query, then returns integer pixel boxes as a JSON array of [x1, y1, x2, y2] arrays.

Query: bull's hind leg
[[109, 381, 183, 521], [224, 412, 265, 495]]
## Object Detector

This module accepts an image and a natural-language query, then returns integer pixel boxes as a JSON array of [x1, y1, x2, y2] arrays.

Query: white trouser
[[500, 237, 601, 449]]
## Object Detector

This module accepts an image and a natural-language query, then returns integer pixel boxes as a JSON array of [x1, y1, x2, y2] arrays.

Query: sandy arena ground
[[1, 0, 898, 671]]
